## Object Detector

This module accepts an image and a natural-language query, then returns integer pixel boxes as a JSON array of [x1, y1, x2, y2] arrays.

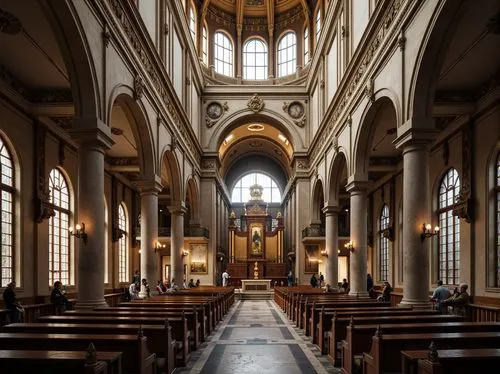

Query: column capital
[[322, 205, 340, 215], [168, 201, 188, 215], [394, 121, 438, 150], [345, 179, 372, 193], [135, 176, 163, 194], [70, 119, 114, 150]]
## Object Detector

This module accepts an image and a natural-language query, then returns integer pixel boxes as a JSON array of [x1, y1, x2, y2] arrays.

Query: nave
[[177, 299, 336, 374]]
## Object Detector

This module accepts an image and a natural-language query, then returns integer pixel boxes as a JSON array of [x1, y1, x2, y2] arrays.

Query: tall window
[[232, 173, 281, 203], [315, 9, 322, 42], [438, 168, 461, 285], [118, 203, 129, 283], [49, 168, 70, 286], [189, 5, 196, 42], [214, 32, 233, 76], [202, 26, 208, 64], [0, 137, 14, 287], [495, 153, 500, 286], [243, 39, 268, 80], [304, 25, 309, 63], [379, 204, 389, 281], [277, 32, 297, 77]]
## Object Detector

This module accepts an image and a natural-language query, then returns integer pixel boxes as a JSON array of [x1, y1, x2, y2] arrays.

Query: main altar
[[227, 184, 286, 288]]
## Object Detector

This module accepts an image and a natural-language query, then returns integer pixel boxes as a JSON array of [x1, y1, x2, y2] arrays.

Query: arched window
[[304, 24, 309, 63], [202, 26, 208, 64], [118, 203, 129, 283], [214, 32, 233, 76], [315, 8, 322, 42], [379, 204, 389, 281], [243, 39, 268, 80], [49, 168, 71, 286], [232, 173, 281, 203], [495, 153, 500, 286], [188, 4, 196, 42], [438, 168, 461, 285], [277, 32, 297, 78], [0, 137, 14, 287]]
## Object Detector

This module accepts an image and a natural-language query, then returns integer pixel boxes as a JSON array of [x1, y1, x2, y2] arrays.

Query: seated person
[[324, 284, 334, 293], [2, 281, 23, 324], [377, 281, 392, 302], [156, 280, 166, 295], [141, 278, 151, 298], [442, 283, 469, 316], [195, 279, 201, 287], [166, 279, 178, 293], [50, 281, 70, 313], [188, 279, 195, 288], [129, 281, 140, 300], [341, 278, 349, 294]]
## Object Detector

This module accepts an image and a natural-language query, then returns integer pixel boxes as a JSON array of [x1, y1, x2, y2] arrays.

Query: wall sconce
[[338, 249, 341, 254], [421, 223, 440, 241], [344, 241, 354, 252], [181, 249, 189, 257], [69, 223, 87, 245], [320, 249, 328, 257], [154, 241, 166, 253]]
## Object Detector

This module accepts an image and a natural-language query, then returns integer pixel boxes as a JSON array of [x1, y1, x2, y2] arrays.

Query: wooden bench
[[0, 332, 155, 374], [0, 348, 120, 374], [362, 331, 500, 374], [329, 314, 463, 366], [343, 321, 500, 374], [38, 314, 190, 367], [416, 347, 500, 374], [3, 322, 174, 374]]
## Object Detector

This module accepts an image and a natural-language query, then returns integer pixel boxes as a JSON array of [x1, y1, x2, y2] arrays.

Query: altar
[[241, 279, 272, 292]]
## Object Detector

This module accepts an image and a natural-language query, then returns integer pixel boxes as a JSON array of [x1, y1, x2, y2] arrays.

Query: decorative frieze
[[247, 93, 265, 113]]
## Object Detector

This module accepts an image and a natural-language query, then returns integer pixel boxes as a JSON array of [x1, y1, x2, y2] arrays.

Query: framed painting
[[190, 243, 208, 274], [304, 245, 320, 273], [248, 222, 264, 258]]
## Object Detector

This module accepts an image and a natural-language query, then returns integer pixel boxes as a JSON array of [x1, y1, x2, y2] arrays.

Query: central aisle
[[178, 299, 339, 374]]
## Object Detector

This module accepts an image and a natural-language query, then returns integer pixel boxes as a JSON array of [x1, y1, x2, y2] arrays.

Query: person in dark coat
[[3, 282, 22, 323], [50, 281, 70, 313], [310, 274, 318, 288], [367, 274, 374, 297]]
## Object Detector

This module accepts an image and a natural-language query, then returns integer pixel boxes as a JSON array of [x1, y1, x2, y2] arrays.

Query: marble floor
[[176, 299, 340, 374]]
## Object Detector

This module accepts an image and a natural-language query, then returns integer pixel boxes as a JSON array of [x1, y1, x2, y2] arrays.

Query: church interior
[[0, 0, 500, 373]]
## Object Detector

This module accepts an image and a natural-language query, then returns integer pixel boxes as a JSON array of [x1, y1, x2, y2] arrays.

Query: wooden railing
[[469, 303, 500, 322]]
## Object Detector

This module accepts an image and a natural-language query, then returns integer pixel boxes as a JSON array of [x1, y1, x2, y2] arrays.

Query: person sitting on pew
[[167, 279, 179, 293], [188, 279, 195, 288], [183, 279, 189, 289], [310, 273, 318, 288], [2, 281, 23, 323], [341, 278, 350, 294], [367, 273, 374, 298], [195, 279, 201, 287], [377, 281, 392, 302], [324, 284, 334, 293], [141, 278, 151, 298], [431, 280, 451, 313], [156, 280, 166, 295], [442, 283, 469, 317], [129, 281, 140, 300], [50, 281, 70, 314]]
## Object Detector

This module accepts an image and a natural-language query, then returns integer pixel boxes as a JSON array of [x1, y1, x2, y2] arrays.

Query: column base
[[75, 299, 108, 310], [399, 299, 433, 309], [348, 290, 369, 297]]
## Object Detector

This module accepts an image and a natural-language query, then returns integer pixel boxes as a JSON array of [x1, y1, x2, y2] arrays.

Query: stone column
[[346, 180, 371, 297], [395, 128, 436, 308], [72, 125, 113, 309], [136, 178, 162, 297], [169, 202, 187, 288], [323, 206, 340, 288]]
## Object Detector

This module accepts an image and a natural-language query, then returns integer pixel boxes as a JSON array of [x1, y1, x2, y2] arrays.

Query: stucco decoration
[[283, 101, 306, 127], [205, 101, 229, 128], [134, 75, 144, 100], [247, 93, 265, 113]]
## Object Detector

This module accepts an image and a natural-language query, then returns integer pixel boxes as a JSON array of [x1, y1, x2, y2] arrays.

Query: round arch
[[185, 177, 200, 223], [107, 87, 156, 177], [159, 149, 183, 203], [327, 149, 349, 206], [311, 177, 325, 222]]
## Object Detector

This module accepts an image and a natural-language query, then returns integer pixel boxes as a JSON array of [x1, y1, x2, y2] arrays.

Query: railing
[[469, 303, 500, 322], [302, 226, 325, 238]]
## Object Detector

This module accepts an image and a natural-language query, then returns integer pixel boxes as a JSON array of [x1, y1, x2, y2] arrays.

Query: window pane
[[118, 204, 129, 283], [214, 32, 233, 77], [231, 173, 281, 203], [277, 32, 297, 78], [243, 39, 268, 80]]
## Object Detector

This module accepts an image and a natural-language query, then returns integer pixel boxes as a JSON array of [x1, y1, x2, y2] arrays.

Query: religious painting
[[248, 223, 264, 257], [304, 245, 320, 273], [190, 243, 208, 274]]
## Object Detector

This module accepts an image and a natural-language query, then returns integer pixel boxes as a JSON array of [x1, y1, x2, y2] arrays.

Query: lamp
[[154, 241, 166, 252], [69, 223, 87, 245], [421, 223, 440, 241], [344, 240, 354, 252], [181, 249, 189, 257], [320, 249, 328, 257]]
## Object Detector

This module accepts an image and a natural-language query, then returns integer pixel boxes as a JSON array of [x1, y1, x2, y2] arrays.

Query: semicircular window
[[231, 172, 281, 203]]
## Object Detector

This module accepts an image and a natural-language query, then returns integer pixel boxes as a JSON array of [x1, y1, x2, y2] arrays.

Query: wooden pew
[[329, 314, 462, 366], [343, 321, 500, 374], [0, 332, 156, 374], [362, 331, 500, 374], [38, 314, 190, 367], [0, 348, 120, 374], [417, 347, 500, 374], [3, 322, 174, 374]]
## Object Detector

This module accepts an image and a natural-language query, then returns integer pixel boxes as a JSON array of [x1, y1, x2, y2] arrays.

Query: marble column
[[169, 202, 186, 288], [395, 128, 436, 307], [323, 206, 340, 288], [136, 178, 162, 297], [73, 125, 113, 309], [346, 180, 370, 297]]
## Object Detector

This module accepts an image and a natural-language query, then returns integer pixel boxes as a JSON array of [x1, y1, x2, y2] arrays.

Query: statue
[[249, 184, 264, 201], [253, 261, 259, 279], [230, 211, 236, 219]]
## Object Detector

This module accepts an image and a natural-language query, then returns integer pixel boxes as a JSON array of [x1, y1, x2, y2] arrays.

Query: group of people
[[128, 269, 202, 300], [309, 272, 325, 288], [2, 280, 70, 324], [432, 280, 469, 316]]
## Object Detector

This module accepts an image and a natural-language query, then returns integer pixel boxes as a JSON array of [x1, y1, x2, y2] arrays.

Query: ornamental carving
[[284, 100, 307, 127], [134, 75, 144, 100], [247, 93, 265, 113], [453, 124, 473, 223], [205, 101, 228, 128]]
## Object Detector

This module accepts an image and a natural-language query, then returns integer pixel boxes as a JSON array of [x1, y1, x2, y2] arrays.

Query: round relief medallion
[[288, 102, 304, 119], [206, 102, 223, 120]]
